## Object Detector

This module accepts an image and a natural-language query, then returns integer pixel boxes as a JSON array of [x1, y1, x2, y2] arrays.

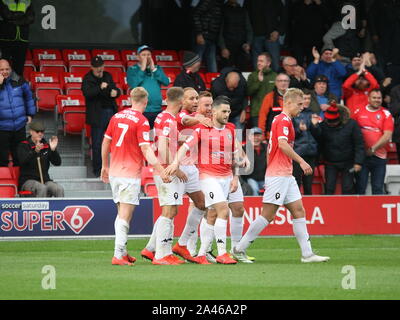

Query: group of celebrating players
[[101, 85, 330, 266]]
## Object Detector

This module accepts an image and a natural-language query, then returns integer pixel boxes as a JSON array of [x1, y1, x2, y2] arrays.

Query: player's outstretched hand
[[176, 169, 188, 183], [101, 167, 109, 183], [300, 161, 313, 176]]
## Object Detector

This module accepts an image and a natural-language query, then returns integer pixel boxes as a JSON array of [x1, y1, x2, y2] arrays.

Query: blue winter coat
[[306, 60, 347, 98], [293, 108, 318, 157], [0, 72, 36, 131]]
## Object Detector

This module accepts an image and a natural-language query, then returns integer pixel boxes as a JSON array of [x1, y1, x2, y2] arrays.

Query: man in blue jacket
[[0, 59, 35, 166], [306, 45, 347, 98], [127, 45, 169, 128]]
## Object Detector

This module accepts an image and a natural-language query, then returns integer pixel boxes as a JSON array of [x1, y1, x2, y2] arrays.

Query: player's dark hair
[[212, 96, 230, 109]]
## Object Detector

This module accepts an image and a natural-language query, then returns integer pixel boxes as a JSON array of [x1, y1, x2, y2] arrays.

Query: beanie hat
[[321, 44, 334, 54], [324, 102, 340, 121], [314, 74, 329, 84], [183, 51, 201, 68]]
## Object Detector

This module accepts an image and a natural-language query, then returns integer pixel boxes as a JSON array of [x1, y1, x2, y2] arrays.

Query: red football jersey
[[266, 112, 295, 177], [353, 106, 394, 159], [184, 123, 237, 178], [153, 110, 179, 167], [104, 109, 150, 179], [176, 109, 201, 166]]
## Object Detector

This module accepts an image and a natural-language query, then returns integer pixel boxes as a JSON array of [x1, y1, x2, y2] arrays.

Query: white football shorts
[[262, 176, 302, 206], [109, 176, 141, 205], [154, 175, 185, 207], [180, 165, 201, 194], [228, 180, 244, 203], [200, 176, 232, 208]]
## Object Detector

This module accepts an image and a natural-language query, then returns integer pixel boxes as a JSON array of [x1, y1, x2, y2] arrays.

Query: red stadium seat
[[39, 60, 67, 73], [31, 72, 63, 112], [104, 68, 123, 84], [61, 72, 86, 94], [387, 142, 398, 164], [62, 49, 91, 63], [163, 69, 180, 88], [153, 50, 179, 62], [92, 49, 121, 62], [116, 94, 132, 112], [121, 50, 138, 65], [69, 60, 91, 73], [23, 59, 36, 82], [141, 166, 157, 196], [32, 49, 62, 66], [156, 60, 181, 68], [0, 167, 18, 198], [26, 49, 32, 60], [206, 72, 221, 86]]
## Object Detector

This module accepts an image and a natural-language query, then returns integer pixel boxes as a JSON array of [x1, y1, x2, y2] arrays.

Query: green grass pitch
[[1, 235, 399, 300]]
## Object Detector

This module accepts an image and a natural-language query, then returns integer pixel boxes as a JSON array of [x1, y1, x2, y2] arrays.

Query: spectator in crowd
[[353, 89, 394, 194], [313, 103, 365, 195], [345, 52, 364, 77], [368, 0, 400, 87], [306, 45, 347, 98], [247, 52, 276, 128], [173, 51, 206, 92], [0, 0, 34, 76], [343, 58, 379, 115], [244, 0, 288, 72], [258, 73, 289, 138], [0, 59, 35, 167], [82, 56, 121, 178], [127, 45, 169, 128], [292, 89, 319, 195], [17, 121, 64, 198], [210, 67, 247, 130], [243, 127, 267, 195], [324, 0, 368, 62], [281, 56, 311, 90], [289, 0, 330, 67], [218, 0, 253, 71], [363, 52, 393, 101], [308, 74, 338, 117], [389, 84, 400, 161], [193, 0, 225, 73]]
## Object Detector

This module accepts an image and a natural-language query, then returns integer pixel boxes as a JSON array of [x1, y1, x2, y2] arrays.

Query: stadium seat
[[39, 60, 67, 73], [26, 49, 32, 60], [0, 167, 18, 198], [61, 72, 86, 95], [153, 50, 179, 62], [119, 73, 129, 94], [163, 69, 180, 88], [23, 60, 36, 82], [31, 72, 63, 112], [104, 67, 123, 84], [156, 60, 181, 69], [32, 49, 63, 66], [62, 49, 91, 62], [116, 94, 132, 112], [69, 60, 92, 73], [387, 142, 398, 164], [141, 166, 157, 197], [92, 49, 121, 62], [121, 50, 138, 65], [161, 88, 168, 106], [205, 72, 221, 87]]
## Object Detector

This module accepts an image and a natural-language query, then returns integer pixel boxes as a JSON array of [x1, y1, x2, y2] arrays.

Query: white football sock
[[293, 218, 313, 258], [145, 217, 159, 252], [178, 207, 204, 246], [155, 216, 173, 260], [187, 231, 198, 256], [198, 220, 214, 257], [230, 215, 243, 249], [114, 217, 129, 259], [236, 215, 269, 252], [214, 218, 228, 256]]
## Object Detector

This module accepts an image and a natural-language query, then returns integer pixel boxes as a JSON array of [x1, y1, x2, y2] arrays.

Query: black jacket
[[17, 136, 61, 188], [81, 70, 120, 126], [313, 107, 365, 167], [193, 0, 225, 42], [389, 85, 400, 143], [244, 0, 288, 36], [293, 108, 318, 158], [243, 142, 267, 182], [0, 1, 34, 41], [174, 69, 206, 93], [210, 67, 247, 120]]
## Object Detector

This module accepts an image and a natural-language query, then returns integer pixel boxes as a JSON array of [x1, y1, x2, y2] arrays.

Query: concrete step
[[49, 166, 87, 179], [56, 178, 111, 191]]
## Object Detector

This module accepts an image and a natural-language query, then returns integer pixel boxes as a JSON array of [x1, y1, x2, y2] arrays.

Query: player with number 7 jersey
[[101, 87, 167, 266]]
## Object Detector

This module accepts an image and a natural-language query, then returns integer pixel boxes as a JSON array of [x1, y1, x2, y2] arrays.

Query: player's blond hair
[[167, 87, 184, 103], [130, 87, 148, 103], [283, 88, 304, 104]]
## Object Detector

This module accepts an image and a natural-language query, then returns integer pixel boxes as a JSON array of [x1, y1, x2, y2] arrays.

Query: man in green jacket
[[246, 52, 277, 127], [127, 45, 169, 128]]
